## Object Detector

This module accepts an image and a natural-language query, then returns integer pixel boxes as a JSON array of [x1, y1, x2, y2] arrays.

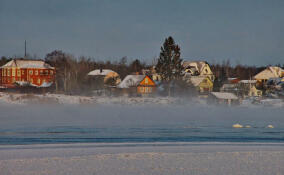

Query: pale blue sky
[[0, 0, 284, 65]]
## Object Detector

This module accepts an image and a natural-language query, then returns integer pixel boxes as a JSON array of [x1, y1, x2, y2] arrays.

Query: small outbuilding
[[209, 92, 239, 106]]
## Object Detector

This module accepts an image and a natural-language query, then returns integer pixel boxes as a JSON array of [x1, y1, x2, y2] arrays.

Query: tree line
[[0, 36, 283, 95]]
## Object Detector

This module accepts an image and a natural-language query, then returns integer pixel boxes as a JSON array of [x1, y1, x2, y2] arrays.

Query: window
[[12, 69, 15, 76], [35, 70, 38, 75], [22, 70, 24, 75], [145, 87, 148, 93], [50, 70, 53, 75], [37, 78, 41, 84], [3, 69, 6, 76], [7, 69, 10, 76], [45, 70, 49, 74], [145, 78, 148, 84], [140, 87, 144, 92], [17, 70, 21, 76], [29, 70, 33, 75]]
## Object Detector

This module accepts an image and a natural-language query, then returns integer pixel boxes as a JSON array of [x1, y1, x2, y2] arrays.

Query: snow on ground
[[0, 92, 183, 105], [0, 142, 283, 175], [0, 92, 283, 107]]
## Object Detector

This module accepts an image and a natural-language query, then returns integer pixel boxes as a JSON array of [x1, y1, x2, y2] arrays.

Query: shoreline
[[0, 142, 283, 175], [0, 91, 283, 108]]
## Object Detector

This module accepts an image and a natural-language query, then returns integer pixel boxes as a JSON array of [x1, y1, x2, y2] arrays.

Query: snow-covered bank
[[0, 92, 284, 107], [0, 142, 283, 175], [0, 92, 182, 105]]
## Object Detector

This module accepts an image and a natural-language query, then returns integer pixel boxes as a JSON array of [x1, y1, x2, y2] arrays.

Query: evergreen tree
[[156, 36, 183, 81]]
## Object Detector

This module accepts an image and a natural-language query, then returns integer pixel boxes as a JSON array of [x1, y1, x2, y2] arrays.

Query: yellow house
[[254, 66, 284, 83], [190, 76, 213, 93], [182, 61, 215, 81]]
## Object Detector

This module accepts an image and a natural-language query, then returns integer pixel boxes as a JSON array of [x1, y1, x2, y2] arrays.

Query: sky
[[0, 0, 284, 66]]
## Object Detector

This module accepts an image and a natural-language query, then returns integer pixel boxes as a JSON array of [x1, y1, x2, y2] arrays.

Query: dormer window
[[205, 69, 208, 73]]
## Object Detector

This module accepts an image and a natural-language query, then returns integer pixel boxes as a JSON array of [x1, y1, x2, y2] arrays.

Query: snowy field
[[0, 142, 283, 175]]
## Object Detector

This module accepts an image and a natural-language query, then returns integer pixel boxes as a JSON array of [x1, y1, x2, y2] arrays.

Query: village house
[[239, 80, 262, 97], [182, 61, 215, 81], [209, 92, 239, 106], [87, 69, 121, 86], [188, 76, 213, 93], [0, 59, 55, 88], [254, 66, 284, 84], [220, 79, 262, 97], [117, 75, 156, 96]]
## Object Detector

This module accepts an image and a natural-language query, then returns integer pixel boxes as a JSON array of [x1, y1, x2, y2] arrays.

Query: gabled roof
[[117, 75, 146, 88], [182, 61, 209, 73], [211, 92, 238, 100], [254, 66, 284, 80], [88, 69, 116, 76], [1, 59, 54, 69]]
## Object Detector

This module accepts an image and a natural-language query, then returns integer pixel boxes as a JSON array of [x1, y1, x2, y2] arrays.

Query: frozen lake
[[0, 104, 283, 144]]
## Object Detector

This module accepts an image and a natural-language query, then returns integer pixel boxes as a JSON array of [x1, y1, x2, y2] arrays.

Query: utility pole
[[24, 40, 27, 58]]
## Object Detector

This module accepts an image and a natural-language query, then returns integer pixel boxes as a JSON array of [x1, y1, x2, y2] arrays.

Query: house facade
[[137, 75, 156, 94], [189, 76, 213, 93], [182, 61, 215, 81], [117, 75, 156, 95], [254, 66, 284, 83], [0, 59, 55, 88]]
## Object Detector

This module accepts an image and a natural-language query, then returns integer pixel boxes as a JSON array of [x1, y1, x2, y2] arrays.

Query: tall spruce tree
[[156, 36, 183, 81]]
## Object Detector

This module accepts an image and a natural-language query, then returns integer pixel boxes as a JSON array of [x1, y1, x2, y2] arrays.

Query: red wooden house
[[0, 59, 55, 88]]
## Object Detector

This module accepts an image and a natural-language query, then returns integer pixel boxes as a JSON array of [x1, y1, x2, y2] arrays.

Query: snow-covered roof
[[1, 60, 54, 69], [182, 61, 208, 73], [117, 75, 145, 88], [14, 81, 53, 88], [30, 82, 53, 88], [211, 92, 238, 100], [254, 66, 284, 80], [88, 69, 116, 76], [190, 76, 206, 86], [239, 80, 257, 84], [15, 81, 30, 86]]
